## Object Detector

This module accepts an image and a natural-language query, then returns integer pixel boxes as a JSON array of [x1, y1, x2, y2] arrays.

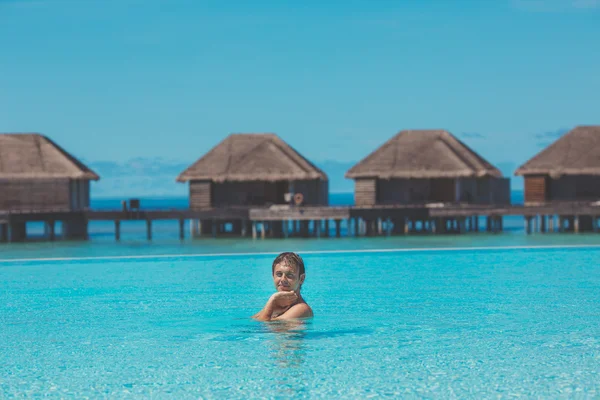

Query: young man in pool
[[252, 252, 313, 321]]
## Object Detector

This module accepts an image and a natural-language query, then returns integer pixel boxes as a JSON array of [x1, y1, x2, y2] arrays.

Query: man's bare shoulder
[[290, 302, 313, 317]]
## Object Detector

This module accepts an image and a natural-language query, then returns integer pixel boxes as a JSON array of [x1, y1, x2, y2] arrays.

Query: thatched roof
[[345, 130, 502, 179], [177, 133, 327, 182], [515, 126, 600, 177], [0, 133, 99, 180]]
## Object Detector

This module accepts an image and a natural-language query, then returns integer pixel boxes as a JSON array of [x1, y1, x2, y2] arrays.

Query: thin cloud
[[534, 128, 568, 139], [460, 132, 486, 139], [535, 128, 568, 148], [512, 0, 600, 11]]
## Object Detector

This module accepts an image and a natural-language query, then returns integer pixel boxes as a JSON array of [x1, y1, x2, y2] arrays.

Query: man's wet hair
[[272, 252, 305, 276]]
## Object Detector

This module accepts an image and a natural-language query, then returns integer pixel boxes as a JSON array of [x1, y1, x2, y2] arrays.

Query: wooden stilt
[[540, 215, 547, 233], [335, 220, 341, 237], [45, 220, 55, 241], [115, 220, 121, 241], [252, 222, 257, 239], [146, 219, 152, 240], [459, 218, 466, 234], [0, 223, 7, 243], [179, 219, 185, 240], [525, 217, 531, 235], [574, 216, 580, 233]]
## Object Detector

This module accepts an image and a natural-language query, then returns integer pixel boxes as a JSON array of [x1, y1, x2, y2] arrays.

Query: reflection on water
[[267, 319, 308, 368], [265, 319, 310, 396]]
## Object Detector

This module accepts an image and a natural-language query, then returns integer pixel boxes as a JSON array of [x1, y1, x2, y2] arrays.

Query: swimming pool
[[1, 247, 599, 398]]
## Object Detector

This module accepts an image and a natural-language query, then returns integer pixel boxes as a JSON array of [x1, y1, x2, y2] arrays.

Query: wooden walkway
[[1, 202, 600, 242]]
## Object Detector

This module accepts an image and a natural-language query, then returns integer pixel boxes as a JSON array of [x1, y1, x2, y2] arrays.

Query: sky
[[1, 0, 599, 196]]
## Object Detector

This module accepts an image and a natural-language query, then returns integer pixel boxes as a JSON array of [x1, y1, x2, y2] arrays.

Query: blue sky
[[1, 0, 599, 196]]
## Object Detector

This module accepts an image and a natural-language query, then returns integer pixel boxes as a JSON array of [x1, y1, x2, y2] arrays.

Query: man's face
[[273, 262, 304, 292]]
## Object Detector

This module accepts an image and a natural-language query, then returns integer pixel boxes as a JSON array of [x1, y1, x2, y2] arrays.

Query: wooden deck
[[428, 202, 600, 217], [1, 202, 600, 242]]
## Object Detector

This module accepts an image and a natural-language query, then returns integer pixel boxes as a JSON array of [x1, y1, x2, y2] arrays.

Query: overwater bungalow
[[515, 126, 600, 204], [177, 133, 328, 210], [345, 129, 510, 207], [0, 133, 99, 241]]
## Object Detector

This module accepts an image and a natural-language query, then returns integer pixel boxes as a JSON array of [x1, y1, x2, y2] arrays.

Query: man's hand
[[270, 291, 298, 308]]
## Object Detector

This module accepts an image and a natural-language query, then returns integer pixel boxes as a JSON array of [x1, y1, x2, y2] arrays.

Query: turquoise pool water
[[1, 246, 599, 398]]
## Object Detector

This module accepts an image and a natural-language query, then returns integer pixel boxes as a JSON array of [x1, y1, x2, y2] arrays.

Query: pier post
[[403, 218, 409, 234], [435, 218, 443, 234], [335, 220, 341, 237], [385, 218, 392, 236], [261, 222, 266, 239], [525, 216, 531, 235], [8, 222, 26, 243], [548, 215, 554, 233], [540, 215, 547, 233], [44, 220, 56, 241], [241, 220, 248, 237], [411, 219, 418, 234], [346, 218, 352, 237], [0, 223, 7, 243], [497, 216, 503, 232], [324, 220, 330, 238], [283, 220, 289, 238], [458, 218, 466, 234], [557, 216, 563, 233], [115, 220, 121, 241], [211, 219, 217, 238], [315, 220, 321, 238], [390, 218, 400, 235], [486, 217, 492, 232], [377, 218, 383, 235], [146, 219, 152, 241], [300, 220, 309, 237], [574, 216, 580, 233], [252, 222, 257, 239], [472, 216, 478, 232], [593, 216, 599, 233], [190, 219, 197, 238], [179, 219, 185, 240]]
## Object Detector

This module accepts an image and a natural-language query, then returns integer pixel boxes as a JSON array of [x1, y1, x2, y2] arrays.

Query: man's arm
[[253, 292, 299, 321], [252, 300, 276, 321], [272, 303, 312, 320]]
